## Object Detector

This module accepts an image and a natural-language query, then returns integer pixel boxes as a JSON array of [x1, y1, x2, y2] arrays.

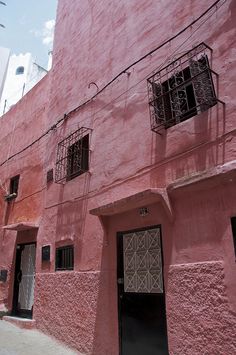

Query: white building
[[0, 47, 10, 99], [0, 52, 48, 116]]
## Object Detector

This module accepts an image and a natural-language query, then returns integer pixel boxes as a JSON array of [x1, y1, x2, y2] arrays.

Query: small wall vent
[[42, 245, 51, 262], [0, 270, 8, 282], [47, 169, 54, 183]]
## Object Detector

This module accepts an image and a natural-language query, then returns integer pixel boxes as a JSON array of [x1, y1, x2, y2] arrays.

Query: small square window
[[55, 245, 74, 271], [15, 66, 24, 75], [10, 175, 20, 196], [148, 43, 218, 133]]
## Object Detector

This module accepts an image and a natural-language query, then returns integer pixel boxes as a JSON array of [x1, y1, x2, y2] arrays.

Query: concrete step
[[3, 315, 36, 329]]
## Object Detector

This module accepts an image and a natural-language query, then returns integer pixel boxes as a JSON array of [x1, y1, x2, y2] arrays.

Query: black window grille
[[10, 175, 20, 196], [55, 245, 74, 271], [55, 127, 92, 183], [147, 43, 219, 133], [230, 217, 236, 260]]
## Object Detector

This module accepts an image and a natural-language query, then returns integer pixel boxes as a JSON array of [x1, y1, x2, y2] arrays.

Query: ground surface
[[0, 320, 80, 355]]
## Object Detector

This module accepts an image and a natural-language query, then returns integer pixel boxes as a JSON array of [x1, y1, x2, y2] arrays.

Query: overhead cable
[[0, 0, 226, 168]]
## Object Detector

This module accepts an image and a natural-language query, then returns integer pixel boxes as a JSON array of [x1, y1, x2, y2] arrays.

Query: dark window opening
[[15, 66, 24, 75], [55, 127, 91, 183], [158, 66, 198, 127], [67, 134, 89, 181], [42, 245, 50, 262], [230, 217, 236, 260], [46, 169, 54, 183], [148, 43, 218, 133], [10, 175, 20, 196], [55, 245, 74, 271]]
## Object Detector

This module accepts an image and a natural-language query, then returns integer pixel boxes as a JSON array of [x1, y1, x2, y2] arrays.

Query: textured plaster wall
[[42, 0, 236, 211], [34, 272, 100, 354], [0, 75, 50, 311], [0, 0, 236, 354], [166, 261, 236, 355], [89, 183, 236, 354]]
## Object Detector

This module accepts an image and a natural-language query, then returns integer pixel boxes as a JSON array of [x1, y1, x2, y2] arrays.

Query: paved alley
[[0, 320, 80, 355]]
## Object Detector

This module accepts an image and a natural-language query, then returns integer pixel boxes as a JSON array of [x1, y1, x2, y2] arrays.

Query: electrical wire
[[0, 0, 226, 168]]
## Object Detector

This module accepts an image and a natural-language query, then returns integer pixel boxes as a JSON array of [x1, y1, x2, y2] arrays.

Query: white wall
[[0, 47, 10, 99], [0, 53, 48, 116]]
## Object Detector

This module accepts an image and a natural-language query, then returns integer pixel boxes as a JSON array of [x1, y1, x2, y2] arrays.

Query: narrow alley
[[0, 320, 79, 355]]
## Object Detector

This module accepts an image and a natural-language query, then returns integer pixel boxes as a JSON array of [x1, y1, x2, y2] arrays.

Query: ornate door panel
[[123, 228, 163, 294], [117, 226, 168, 355]]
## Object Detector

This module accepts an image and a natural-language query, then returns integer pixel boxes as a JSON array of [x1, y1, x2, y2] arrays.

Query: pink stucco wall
[[1, 0, 236, 354]]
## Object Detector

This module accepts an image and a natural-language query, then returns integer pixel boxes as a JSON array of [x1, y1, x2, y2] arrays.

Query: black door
[[12, 243, 36, 318], [117, 226, 168, 355]]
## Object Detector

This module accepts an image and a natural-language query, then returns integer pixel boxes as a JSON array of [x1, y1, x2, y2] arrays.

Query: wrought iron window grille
[[55, 245, 74, 271], [147, 43, 223, 134], [55, 127, 92, 183]]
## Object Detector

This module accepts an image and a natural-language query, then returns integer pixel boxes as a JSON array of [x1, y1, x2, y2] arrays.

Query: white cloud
[[42, 19, 55, 47], [30, 19, 55, 48]]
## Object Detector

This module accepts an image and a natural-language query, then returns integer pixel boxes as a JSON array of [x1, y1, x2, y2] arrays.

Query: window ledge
[[2, 222, 39, 231]]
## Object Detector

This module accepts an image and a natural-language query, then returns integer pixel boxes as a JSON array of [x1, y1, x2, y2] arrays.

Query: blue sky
[[0, 0, 58, 68]]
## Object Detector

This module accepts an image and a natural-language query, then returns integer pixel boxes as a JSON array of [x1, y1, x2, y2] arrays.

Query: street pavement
[[0, 320, 80, 355]]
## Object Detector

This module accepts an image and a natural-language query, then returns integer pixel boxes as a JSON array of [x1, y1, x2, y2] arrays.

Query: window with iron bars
[[55, 127, 91, 183], [55, 245, 74, 271], [147, 43, 219, 133]]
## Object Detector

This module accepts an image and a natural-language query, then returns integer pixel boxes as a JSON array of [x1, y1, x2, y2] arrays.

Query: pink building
[[0, 0, 236, 354]]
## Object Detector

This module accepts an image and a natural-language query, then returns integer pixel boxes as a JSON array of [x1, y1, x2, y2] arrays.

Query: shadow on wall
[[149, 98, 226, 189], [54, 170, 92, 263], [91, 215, 119, 355]]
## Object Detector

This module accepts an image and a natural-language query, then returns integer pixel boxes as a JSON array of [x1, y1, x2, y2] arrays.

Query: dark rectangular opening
[[55, 245, 74, 271], [67, 134, 89, 181], [10, 175, 20, 196], [46, 169, 53, 183], [230, 217, 236, 259], [42, 245, 50, 262], [55, 127, 91, 183]]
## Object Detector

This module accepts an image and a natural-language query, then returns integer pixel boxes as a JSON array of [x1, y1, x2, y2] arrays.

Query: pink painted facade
[[0, 0, 236, 354]]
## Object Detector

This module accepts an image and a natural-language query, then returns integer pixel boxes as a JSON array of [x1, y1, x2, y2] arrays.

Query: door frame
[[12, 242, 36, 319], [116, 224, 167, 355]]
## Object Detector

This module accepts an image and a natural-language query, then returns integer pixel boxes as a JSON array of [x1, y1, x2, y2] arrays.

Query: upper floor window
[[55, 127, 91, 183], [15, 66, 24, 75], [67, 134, 89, 181], [147, 43, 218, 133], [10, 175, 20, 195], [4, 175, 20, 202]]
